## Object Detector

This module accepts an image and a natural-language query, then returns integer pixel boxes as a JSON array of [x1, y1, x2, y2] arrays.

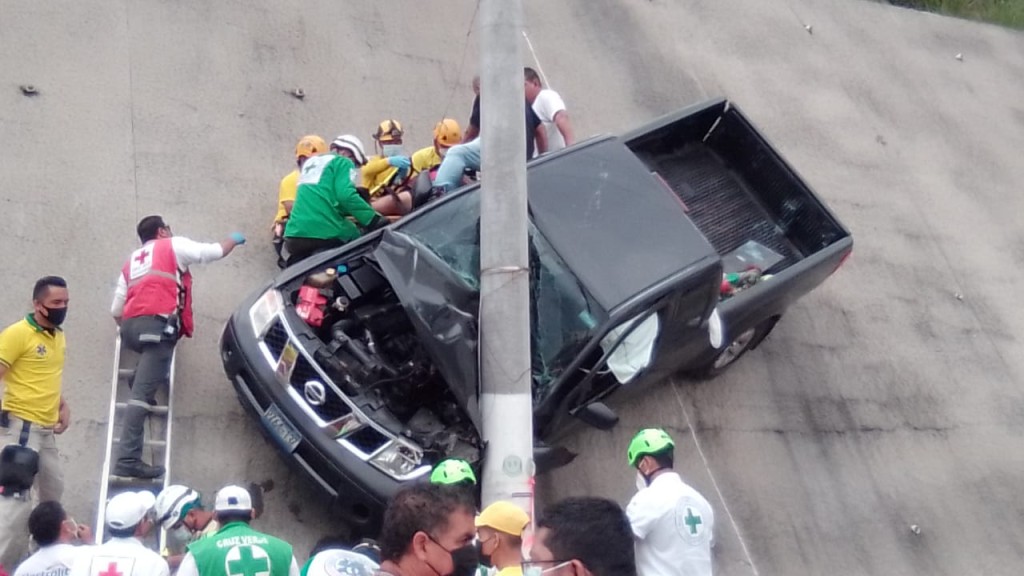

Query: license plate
[[261, 404, 301, 453]]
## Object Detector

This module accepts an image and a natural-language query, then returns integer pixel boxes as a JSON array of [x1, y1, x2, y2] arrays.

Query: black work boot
[[113, 459, 165, 479]]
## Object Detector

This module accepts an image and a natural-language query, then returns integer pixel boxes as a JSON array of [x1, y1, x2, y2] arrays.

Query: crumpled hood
[[373, 229, 482, 430]]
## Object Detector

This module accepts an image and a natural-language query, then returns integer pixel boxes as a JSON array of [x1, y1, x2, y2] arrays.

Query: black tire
[[689, 316, 779, 380]]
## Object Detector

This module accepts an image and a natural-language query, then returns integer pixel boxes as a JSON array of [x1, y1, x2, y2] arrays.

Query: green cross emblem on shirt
[[227, 545, 270, 576], [684, 507, 703, 535]]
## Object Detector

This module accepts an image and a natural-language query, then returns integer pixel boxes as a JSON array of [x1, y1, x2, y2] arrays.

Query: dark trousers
[[285, 237, 344, 266], [117, 315, 176, 465]]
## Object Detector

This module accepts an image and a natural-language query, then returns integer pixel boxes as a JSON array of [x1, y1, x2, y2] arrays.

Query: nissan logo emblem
[[304, 380, 327, 406]]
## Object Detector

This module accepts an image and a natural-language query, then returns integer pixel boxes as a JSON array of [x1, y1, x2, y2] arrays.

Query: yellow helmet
[[433, 118, 462, 148], [373, 119, 404, 143], [295, 135, 328, 160]]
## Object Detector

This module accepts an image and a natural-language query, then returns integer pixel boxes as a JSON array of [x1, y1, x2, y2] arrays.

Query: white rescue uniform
[[14, 543, 85, 576], [69, 537, 169, 576], [627, 471, 715, 576]]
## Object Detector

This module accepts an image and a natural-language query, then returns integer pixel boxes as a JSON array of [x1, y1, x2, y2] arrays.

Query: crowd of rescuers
[[0, 428, 713, 576], [271, 67, 574, 269]]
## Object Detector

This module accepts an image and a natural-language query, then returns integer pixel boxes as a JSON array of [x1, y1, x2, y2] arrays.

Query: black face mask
[[478, 539, 493, 568], [428, 535, 480, 576], [43, 305, 67, 327], [448, 543, 480, 576]]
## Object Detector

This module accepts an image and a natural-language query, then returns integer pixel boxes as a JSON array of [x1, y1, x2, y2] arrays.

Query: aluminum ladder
[[94, 332, 176, 552]]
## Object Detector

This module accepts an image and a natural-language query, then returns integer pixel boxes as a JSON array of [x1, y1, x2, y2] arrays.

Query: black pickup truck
[[220, 98, 852, 534]]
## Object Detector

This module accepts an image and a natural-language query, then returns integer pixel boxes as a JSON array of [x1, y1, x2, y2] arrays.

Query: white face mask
[[382, 144, 404, 157], [350, 168, 362, 186], [636, 471, 648, 491], [524, 561, 572, 576]]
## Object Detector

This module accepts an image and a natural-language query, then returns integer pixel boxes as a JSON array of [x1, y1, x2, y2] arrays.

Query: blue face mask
[[382, 144, 404, 157]]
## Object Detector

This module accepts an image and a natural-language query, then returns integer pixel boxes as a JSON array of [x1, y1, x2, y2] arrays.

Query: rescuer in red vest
[[109, 216, 245, 478]]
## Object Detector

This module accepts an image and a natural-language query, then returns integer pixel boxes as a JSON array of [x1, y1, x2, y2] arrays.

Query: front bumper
[[220, 301, 408, 535]]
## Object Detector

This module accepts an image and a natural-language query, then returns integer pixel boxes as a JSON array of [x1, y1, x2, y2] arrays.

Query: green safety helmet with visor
[[627, 428, 674, 467], [429, 458, 477, 486]]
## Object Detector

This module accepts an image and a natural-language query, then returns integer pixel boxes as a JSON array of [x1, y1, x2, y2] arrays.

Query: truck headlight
[[370, 441, 427, 480], [249, 289, 284, 336]]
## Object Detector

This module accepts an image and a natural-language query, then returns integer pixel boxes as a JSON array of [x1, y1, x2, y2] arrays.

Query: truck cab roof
[[527, 137, 719, 311]]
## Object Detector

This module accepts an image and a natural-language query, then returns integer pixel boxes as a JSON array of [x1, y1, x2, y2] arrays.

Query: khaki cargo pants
[[0, 415, 65, 570]]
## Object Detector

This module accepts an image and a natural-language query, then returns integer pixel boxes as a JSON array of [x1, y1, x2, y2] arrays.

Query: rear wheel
[[690, 316, 779, 379]]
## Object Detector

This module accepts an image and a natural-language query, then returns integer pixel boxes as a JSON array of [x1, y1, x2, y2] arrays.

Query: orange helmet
[[433, 118, 462, 148], [295, 135, 328, 160], [373, 119, 404, 143]]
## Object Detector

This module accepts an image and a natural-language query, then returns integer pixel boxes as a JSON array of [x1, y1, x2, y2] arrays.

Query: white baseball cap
[[215, 485, 252, 512], [106, 491, 157, 530]]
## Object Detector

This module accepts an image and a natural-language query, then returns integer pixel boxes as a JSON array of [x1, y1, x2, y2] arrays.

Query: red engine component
[[296, 285, 328, 327]]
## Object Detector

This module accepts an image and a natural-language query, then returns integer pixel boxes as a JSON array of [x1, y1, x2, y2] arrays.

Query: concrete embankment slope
[[2, 1, 1022, 572]]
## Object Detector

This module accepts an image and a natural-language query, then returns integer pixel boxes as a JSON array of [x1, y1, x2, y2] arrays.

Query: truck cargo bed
[[646, 145, 802, 272], [626, 99, 848, 275]]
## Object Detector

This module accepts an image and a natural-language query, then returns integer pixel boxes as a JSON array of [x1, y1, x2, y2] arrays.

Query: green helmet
[[627, 428, 675, 467], [430, 458, 477, 486]]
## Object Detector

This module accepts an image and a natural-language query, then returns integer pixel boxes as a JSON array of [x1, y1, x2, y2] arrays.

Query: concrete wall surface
[[2, 0, 1022, 573]]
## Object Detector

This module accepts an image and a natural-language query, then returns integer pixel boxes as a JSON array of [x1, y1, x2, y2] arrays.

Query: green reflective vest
[[187, 522, 293, 576]]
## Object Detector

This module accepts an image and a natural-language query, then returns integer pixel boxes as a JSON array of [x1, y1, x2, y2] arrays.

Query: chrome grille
[[289, 353, 353, 422], [262, 319, 289, 361]]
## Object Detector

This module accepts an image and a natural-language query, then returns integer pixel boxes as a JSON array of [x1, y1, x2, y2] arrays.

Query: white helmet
[[154, 485, 201, 531], [331, 134, 368, 167]]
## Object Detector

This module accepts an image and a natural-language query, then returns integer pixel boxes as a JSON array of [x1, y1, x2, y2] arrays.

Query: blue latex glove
[[230, 232, 246, 245], [387, 156, 411, 170]]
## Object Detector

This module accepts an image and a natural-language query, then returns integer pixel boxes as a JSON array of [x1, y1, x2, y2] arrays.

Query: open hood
[[373, 230, 482, 430]]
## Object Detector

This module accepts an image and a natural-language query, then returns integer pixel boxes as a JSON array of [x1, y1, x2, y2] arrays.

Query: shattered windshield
[[400, 192, 607, 402]]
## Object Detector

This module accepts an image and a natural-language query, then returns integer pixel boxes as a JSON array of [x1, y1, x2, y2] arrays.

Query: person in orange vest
[[109, 216, 245, 478]]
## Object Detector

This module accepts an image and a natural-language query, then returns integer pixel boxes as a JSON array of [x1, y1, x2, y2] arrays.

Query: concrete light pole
[[477, 0, 533, 512]]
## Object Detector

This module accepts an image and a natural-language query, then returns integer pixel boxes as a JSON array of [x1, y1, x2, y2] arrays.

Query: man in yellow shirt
[[476, 501, 531, 576], [0, 276, 72, 569], [273, 135, 328, 268], [411, 118, 462, 178]]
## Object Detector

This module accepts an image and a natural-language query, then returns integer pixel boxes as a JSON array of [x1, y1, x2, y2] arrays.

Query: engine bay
[[285, 255, 481, 465]]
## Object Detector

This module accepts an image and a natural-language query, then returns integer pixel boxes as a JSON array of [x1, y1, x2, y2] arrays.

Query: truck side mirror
[[575, 402, 619, 430]]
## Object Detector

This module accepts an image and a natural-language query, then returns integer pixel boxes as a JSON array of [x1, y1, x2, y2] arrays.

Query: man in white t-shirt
[[524, 67, 574, 155], [14, 502, 92, 576], [626, 428, 715, 576]]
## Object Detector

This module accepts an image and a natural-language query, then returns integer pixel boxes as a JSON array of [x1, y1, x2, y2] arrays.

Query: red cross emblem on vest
[[98, 562, 123, 576], [134, 249, 150, 265]]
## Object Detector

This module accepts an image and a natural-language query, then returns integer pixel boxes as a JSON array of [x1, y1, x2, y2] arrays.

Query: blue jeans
[[434, 139, 481, 192]]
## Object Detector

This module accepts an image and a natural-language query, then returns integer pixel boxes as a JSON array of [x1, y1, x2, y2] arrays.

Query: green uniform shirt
[[187, 522, 294, 576], [284, 153, 378, 242]]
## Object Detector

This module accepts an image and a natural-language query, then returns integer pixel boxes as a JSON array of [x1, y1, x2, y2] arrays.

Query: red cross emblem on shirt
[[134, 249, 150, 265], [98, 562, 122, 576]]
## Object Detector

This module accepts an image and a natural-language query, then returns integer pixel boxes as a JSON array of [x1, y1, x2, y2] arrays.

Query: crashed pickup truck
[[220, 98, 852, 533]]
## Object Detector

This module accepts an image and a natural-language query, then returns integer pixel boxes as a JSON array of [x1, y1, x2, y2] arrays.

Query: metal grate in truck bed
[[645, 145, 801, 272]]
